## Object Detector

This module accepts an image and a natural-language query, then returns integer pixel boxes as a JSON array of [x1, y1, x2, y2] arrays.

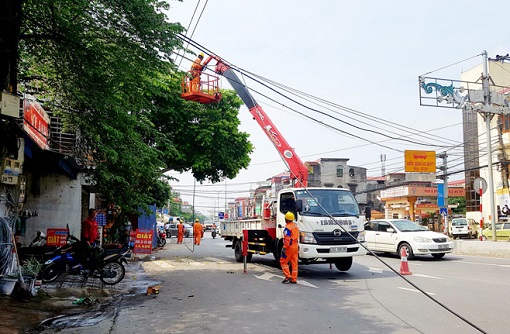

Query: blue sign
[[437, 183, 445, 207], [440, 207, 448, 215], [218, 212, 224, 220]]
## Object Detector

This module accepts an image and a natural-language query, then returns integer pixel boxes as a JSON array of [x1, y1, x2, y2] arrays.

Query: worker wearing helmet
[[177, 219, 185, 244], [189, 52, 204, 92], [281, 211, 299, 284], [193, 218, 203, 245]]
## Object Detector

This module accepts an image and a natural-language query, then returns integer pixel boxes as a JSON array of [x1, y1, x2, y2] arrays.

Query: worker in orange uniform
[[189, 52, 204, 92], [177, 219, 185, 244], [280, 211, 299, 284], [193, 218, 203, 245]]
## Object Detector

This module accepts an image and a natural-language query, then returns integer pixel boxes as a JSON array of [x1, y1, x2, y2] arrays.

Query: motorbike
[[211, 227, 219, 239], [157, 227, 166, 247], [40, 232, 129, 285]]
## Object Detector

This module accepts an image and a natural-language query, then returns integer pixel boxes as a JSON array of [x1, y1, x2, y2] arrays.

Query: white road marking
[[398, 287, 436, 295], [411, 273, 443, 279], [368, 267, 384, 274], [254, 272, 318, 288], [452, 260, 510, 268]]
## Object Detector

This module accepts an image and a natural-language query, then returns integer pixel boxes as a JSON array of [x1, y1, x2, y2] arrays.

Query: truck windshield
[[295, 189, 360, 217]]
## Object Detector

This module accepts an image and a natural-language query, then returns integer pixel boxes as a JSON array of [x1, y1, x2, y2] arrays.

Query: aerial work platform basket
[[181, 72, 222, 104]]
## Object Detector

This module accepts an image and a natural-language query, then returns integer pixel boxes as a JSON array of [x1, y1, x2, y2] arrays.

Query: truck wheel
[[334, 257, 353, 271], [234, 240, 243, 262], [234, 240, 252, 263], [273, 239, 283, 262]]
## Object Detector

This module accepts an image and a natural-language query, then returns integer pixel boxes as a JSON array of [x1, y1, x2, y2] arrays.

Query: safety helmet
[[285, 211, 295, 221], [195, 218, 199, 222], [198, 52, 204, 58]]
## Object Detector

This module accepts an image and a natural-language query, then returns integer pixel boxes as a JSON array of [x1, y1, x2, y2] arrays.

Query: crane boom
[[214, 58, 308, 187]]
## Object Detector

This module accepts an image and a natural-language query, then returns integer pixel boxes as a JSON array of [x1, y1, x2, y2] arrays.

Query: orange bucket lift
[[181, 72, 222, 104]]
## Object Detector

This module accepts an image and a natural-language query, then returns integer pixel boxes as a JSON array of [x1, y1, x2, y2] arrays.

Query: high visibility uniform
[[280, 221, 299, 283], [177, 222, 185, 244], [193, 222, 203, 245], [190, 57, 203, 92]]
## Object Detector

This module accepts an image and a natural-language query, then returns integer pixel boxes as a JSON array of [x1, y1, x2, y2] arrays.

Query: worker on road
[[193, 218, 203, 245], [189, 52, 204, 92], [281, 211, 299, 284], [177, 219, 185, 244]]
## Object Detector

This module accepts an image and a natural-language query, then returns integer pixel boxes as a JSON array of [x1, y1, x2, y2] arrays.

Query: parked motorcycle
[[40, 232, 129, 285], [211, 227, 219, 239], [157, 227, 166, 247]]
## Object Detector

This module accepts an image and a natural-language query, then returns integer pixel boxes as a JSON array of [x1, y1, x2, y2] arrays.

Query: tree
[[2, 0, 253, 213]]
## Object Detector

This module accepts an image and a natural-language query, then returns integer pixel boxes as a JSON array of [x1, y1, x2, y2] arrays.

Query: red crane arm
[[214, 58, 308, 187]]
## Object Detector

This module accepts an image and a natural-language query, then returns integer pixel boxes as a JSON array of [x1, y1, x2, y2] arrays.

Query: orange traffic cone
[[399, 247, 412, 275]]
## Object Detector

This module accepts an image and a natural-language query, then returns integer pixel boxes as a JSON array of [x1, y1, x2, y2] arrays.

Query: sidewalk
[[453, 239, 510, 258]]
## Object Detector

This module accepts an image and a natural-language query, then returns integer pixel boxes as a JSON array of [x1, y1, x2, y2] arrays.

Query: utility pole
[[438, 152, 449, 234], [481, 50, 498, 241]]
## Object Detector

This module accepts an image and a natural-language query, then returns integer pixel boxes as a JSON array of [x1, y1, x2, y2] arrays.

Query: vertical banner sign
[[437, 183, 445, 207], [133, 229, 154, 254], [46, 228, 68, 246], [404, 150, 436, 173]]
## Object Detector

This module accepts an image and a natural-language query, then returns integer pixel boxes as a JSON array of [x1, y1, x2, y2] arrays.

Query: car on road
[[165, 223, 193, 238], [481, 222, 510, 241], [451, 217, 479, 239], [364, 219, 453, 259]]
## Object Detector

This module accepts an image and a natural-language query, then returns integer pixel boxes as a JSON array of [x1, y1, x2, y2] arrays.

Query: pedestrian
[[177, 219, 185, 243], [364, 206, 372, 222], [80, 208, 100, 271], [190, 52, 204, 92], [281, 211, 299, 284], [193, 218, 203, 245], [81, 208, 98, 247]]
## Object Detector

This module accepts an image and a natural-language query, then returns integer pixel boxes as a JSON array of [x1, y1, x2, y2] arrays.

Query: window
[[500, 115, 510, 132], [349, 168, 354, 177], [336, 166, 343, 177]]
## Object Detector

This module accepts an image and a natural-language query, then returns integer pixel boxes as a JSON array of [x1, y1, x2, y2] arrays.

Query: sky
[[163, 0, 510, 219]]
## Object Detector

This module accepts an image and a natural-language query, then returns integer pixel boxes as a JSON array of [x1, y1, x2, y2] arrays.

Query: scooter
[[157, 227, 166, 247], [211, 227, 219, 239], [40, 230, 129, 285]]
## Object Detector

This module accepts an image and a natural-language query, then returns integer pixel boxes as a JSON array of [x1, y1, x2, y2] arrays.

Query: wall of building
[[19, 172, 86, 246]]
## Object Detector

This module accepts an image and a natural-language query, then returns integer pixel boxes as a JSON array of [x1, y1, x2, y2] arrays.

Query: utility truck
[[182, 54, 366, 271]]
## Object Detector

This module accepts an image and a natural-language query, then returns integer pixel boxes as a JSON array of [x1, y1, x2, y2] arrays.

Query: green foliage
[[449, 197, 466, 215], [5, 0, 253, 214]]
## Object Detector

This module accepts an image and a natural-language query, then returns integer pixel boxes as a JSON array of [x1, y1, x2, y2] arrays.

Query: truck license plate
[[331, 247, 347, 253]]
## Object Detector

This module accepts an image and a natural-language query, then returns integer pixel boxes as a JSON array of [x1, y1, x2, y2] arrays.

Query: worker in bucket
[[193, 218, 203, 245], [281, 211, 299, 284], [189, 52, 204, 92]]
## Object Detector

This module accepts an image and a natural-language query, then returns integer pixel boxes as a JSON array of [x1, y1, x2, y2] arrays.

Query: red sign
[[133, 229, 154, 254], [46, 228, 68, 246], [23, 97, 50, 150]]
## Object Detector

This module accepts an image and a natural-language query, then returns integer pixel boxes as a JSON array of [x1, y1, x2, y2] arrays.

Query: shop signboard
[[46, 228, 68, 246], [133, 229, 153, 254]]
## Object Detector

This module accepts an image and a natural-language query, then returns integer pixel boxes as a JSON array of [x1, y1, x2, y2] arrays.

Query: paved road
[[27, 234, 510, 334]]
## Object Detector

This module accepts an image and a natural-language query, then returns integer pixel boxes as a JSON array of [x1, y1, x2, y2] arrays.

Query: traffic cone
[[399, 247, 412, 275]]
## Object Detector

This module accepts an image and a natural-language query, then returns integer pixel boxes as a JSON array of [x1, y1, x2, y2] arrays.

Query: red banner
[[46, 228, 68, 246], [133, 229, 154, 254], [23, 97, 50, 150]]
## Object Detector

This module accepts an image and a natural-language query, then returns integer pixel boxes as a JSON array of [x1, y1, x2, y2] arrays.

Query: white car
[[364, 219, 453, 259]]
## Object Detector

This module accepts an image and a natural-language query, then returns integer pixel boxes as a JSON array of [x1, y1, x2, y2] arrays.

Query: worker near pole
[[177, 219, 185, 244], [190, 52, 204, 92], [193, 218, 203, 245], [281, 211, 299, 284]]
